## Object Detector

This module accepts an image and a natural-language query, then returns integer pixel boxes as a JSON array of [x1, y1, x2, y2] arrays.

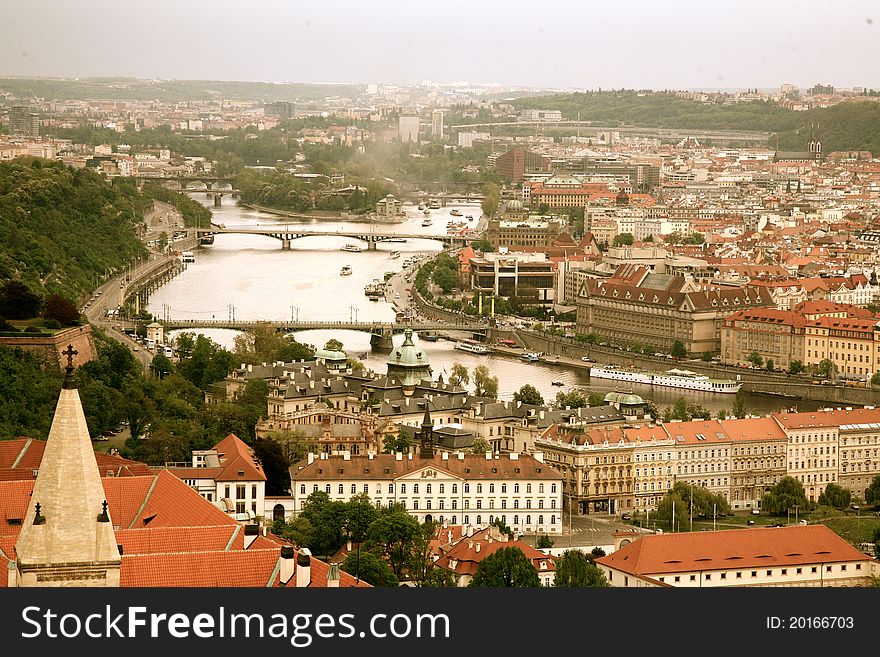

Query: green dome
[[315, 348, 348, 362], [386, 329, 427, 368], [604, 391, 644, 406]]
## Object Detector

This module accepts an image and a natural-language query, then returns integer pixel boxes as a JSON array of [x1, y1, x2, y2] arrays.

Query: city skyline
[[3, 0, 879, 91]]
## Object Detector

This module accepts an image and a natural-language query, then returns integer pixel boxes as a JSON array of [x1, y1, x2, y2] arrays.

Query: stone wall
[[0, 324, 97, 371]]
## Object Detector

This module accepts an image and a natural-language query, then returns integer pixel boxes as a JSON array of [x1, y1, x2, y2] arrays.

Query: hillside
[[0, 158, 149, 302], [512, 91, 880, 154]]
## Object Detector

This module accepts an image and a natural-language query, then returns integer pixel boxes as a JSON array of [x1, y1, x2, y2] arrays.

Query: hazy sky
[[3, 0, 879, 89]]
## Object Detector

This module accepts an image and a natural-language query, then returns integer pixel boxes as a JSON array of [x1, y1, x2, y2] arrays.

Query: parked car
[[581, 356, 595, 362]]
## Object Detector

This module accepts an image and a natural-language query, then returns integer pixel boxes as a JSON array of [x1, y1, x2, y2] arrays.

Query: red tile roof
[[773, 407, 880, 430], [213, 434, 266, 482], [121, 548, 282, 587], [434, 528, 555, 577], [597, 525, 872, 576]]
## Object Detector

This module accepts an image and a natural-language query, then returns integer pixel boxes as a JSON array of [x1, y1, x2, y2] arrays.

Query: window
[[477, 484, 482, 494], [476, 500, 482, 509], [539, 484, 544, 493], [300, 484, 306, 494], [225, 485, 230, 498], [489, 484, 495, 493], [325, 484, 331, 494], [526, 484, 532, 493], [400, 483, 406, 494], [251, 485, 257, 499], [464, 500, 470, 509], [452, 484, 458, 494], [452, 500, 457, 509], [413, 501, 419, 510], [551, 484, 557, 493], [426, 500, 432, 510], [388, 484, 394, 494], [439, 484, 444, 494], [690, 575, 696, 581], [236, 485, 245, 500], [464, 484, 470, 494], [414, 484, 419, 494], [338, 484, 344, 494], [351, 484, 356, 494], [514, 484, 520, 493], [501, 484, 507, 493], [312, 484, 318, 493]]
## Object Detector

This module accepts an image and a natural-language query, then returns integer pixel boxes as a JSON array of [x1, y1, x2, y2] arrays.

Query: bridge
[[162, 319, 490, 350], [195, 226, 480, 249]]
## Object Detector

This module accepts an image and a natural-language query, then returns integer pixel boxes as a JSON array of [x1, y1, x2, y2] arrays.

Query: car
[[751, 508, 760, 515], [621, 513, 631, 520], [581, 356, 594, 362], [747, 520, 755, 525], [132, 346, 139, 352]]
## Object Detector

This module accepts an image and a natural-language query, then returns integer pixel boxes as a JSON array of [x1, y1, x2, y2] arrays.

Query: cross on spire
[[61, 344, 78, 389]]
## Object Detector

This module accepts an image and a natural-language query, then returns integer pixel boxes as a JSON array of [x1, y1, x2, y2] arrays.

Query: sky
[[3, 0, 879, 90]]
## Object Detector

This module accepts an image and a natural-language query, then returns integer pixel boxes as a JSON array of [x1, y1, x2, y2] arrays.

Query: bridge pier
[[213, 193, 222, 207], [367, 240, 377, 251], [282, 239, 291, 250], [370, 327, 394, 352]]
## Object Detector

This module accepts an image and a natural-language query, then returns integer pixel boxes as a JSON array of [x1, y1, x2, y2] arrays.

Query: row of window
[[655, 563, 861, 584], [299, 482, 556, 495]]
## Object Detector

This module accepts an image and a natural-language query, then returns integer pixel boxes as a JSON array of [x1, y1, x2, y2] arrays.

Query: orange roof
[[773, 407, 880, 430], [121, 548, 282, 587], [116, 525, 240, 555], [597, 525, 872, 576], [434, 528, 555, 577], [0, 438, 150, 480], [213, 434, 267, 482], [662, 420, 729, 445], [719, 417, 787, 442]]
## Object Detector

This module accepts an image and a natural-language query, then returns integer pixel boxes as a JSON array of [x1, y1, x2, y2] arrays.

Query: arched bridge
[[195, 226, 480, 249], [162, 319, 490, 350]]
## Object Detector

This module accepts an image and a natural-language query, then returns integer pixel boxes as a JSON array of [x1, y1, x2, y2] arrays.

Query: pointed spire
[[61, 343, 78, 389]]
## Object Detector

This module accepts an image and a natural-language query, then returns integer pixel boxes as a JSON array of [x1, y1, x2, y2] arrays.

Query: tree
[[448, 362, 470, 387], [0, 280, 43, 319], [323, 338, 344, 352], [300, 490, 348, 556], [432, 266, 459, 293], [765, 358, 775, 372], [252, 437, 291, 495], [866, 475, 880, 507], [272, 515, 315, 549], [700, 351, 713, 362], [365, 503, 422, 579], [481, 183, 500, 218], [341, 551, 398, 587], [653, 491, 689, 531], [470, 437, 491, 454], [536, 534, 554, 549], [555, 389, 588, 409], [553, 550, 610, 587], [817, 358, 836, 379], [731, 395, 747, 419], [43, 293, 80, 326], [612, 233, 634, 247], [149, 353, 173, 379], [789, 360, 805, 375], [671, 340, 687, 358], [471, 239, 494, 252], [747, 351, 763, 368], [383, 428, 411, 454], [761, 476, 810, 516], [472, 364, 498, 398], [513, 384, 543, 406], [176, 333, 235, 389], [468, 547, 540, 587], [818, 483, 851, 510], [234, 324, 313, 365], [491, 517, 515, 540]]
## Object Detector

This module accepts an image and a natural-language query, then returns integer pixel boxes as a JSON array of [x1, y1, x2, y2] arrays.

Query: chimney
[[327, 563, 340, 588], [280, 546, 295, 585], [244, 523, 259, 549], [248, 364, 253, 372], [307, 453, 315, 465], [296, 548, 312, 588], [458, 452, 465, 460], [485, 451, 492, 460], [396, 452, 403, 461], [466, 524, 474, 537], [539, 410, 545, 420], [442, 452, 449, 460], [475, 542, 481, 553], [343, 451, 351, 461], [509, 452, 519, 460], [533, 451, 544, 463]]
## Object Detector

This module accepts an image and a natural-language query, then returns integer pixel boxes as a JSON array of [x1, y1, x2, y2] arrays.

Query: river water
[[149, 195, 820, 416]]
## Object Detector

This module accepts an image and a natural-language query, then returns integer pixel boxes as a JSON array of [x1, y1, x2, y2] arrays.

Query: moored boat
[[589, 365, 741, 393], [340, 265, 353, 276], [454, 339, 491, 354]]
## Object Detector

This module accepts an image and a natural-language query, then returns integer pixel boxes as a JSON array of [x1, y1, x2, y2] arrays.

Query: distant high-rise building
[[398, 115, 420, 143], [431, 109, 444, 140], [494, 148, 551, 183], [809, 83, 834, 96], [264, 101, 295, 121], [10, 106, 40, 137]]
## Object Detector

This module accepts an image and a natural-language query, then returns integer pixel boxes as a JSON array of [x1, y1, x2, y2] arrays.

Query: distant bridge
[[195, 226, 480, 249], [162, 319, 489, 350]]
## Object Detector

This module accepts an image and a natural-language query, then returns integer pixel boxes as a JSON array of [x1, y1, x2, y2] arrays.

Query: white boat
[[589, 365, 742, 393], [429, 200, 441, 209], [340, 265, 352, 276], [450, 209, 463, 216], [454, 339, 491, 355], [341, 244, 363, 253], [521, 352, 542, 362], [181, 251, 195, 263], [421, 218, 433, 227], [389, 250, 401, 259], [465, 215, 474, 220]]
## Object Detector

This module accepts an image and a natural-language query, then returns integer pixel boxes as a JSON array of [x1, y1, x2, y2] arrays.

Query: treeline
[[235, 168, 392, 213], [512, 91, 880, 154], [0, 158, 149, 301], [141, 183, 213, 228]]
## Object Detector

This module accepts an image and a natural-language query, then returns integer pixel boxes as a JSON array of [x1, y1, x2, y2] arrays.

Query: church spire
[[14, 350, 121, 587]]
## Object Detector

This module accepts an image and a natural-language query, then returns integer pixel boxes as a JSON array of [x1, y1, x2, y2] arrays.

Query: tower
[[13, 345, 121, 587], [419, 408, 435, 459]]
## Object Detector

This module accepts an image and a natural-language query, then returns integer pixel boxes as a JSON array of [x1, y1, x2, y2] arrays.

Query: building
[[494, 149, 550, 183], [398, 115, 420, 143], [722, 417, 788, 511], [385, 329, 434, 392], [431, 109, 444, 140], [721, 308, 808, 371], [457, 131, 490, 148], [597, 525, 878, 587], [0, 349, 365, 588], [485, 213, 564, 249], [265, 101, 295, 120], [469, 252, 556, 307], [375, 193, 402, 219], [290, 446, 564, 535], [10, 106, 40, 137]]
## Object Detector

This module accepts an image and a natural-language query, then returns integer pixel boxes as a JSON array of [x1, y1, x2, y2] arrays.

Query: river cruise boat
[[521, 352, 542, 362], [341, 244, 363, 253], [454, 339, 491, 355], [589, 365, 741, 393], [181, 251, 195, 263], [340, 265, 352, 276]]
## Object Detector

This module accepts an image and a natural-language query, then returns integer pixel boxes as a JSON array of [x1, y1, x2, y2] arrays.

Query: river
[[149, 195, 821, 416]]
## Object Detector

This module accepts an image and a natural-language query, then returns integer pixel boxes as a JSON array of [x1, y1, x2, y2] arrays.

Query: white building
[[290, 451, 564, 534], [398, 115, 420, 143]]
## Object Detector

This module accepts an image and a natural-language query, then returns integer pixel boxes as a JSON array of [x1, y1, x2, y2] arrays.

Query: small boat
[[421, 218, 433, 227], [341, 244, 363, 253], [418, 204, 425, 210], [340, 265, 352, 276], [389, 250, 401, 259], [521, 352, 542, 362], [551, 380, 564, 386], [419, 332, 439, 342], [450, 209, 463, 217], [423, 209, 431, 216], [429, 200, 441, 209], [465, 215, 474, 220]]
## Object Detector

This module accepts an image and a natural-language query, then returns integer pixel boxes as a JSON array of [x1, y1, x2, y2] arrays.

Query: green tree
[[252, 437, 291, 496], [481, 183, 500, 217], [818, 483, 851, 510], [536, 534, 554, 549], [700, 351, 713, 362], [383, 428, 411, 454], [612, 233, 634, 247], [300, 490, 348, 556], [272, 515, 315, 549], [432, 266, 459, 293], [731, 395, 747, 418], [472, 364, 498, 398], [513, 384, 544, 406], [471, 239, 494, 252], [449, 362, 470, 387], [468, 546, 540, 587], [175, 333, 235, 389], [365, 503, 422, 579], [746, 351, 763, 368], [470, 437, 491, 454], [789, 360, 805, 375], [324, 338, 344, 352], [671, 340, 687, 358], [553, 549, 610, 587], [866, 475, 880, 507], [341, 551, 399, 587], [817, 358, 836, 378], [653, 491, 689, 531], [761, 476, 810, 516], [555, 389, 588, 409], [765, 358, 775, 372], [149, 353, 173, 379]]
